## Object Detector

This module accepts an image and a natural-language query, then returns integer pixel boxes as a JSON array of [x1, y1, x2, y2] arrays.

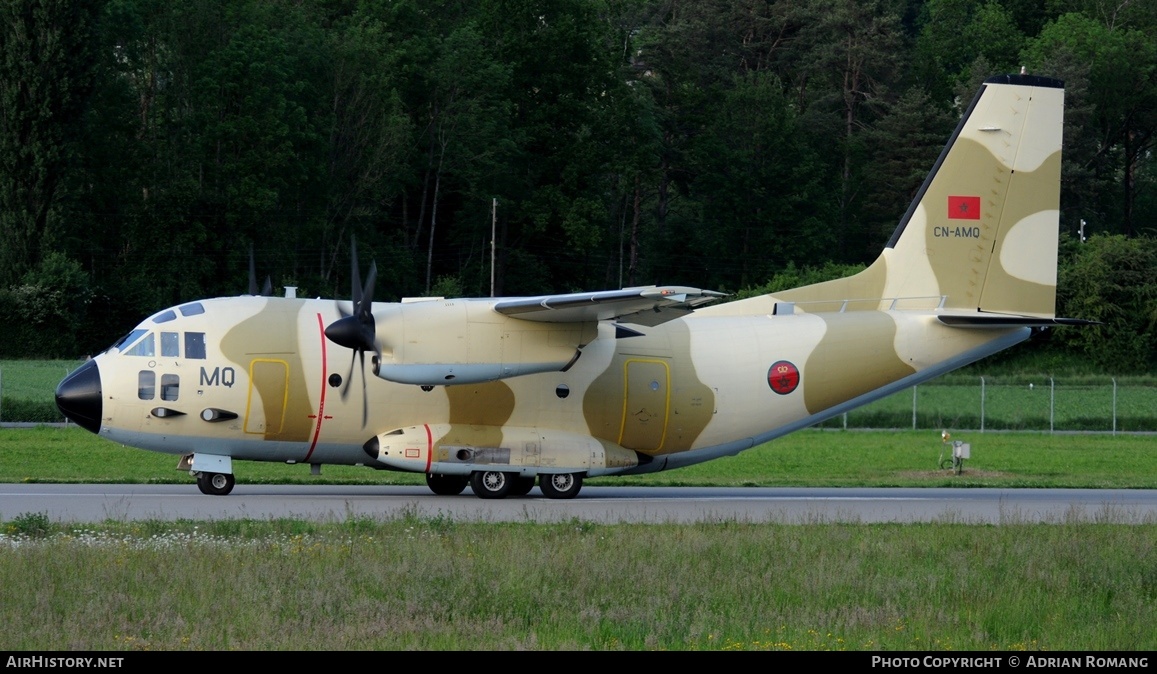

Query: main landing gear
[[462, 470, 584, 500], [196, 471, 235, 496], [425, 473, 469, 495]]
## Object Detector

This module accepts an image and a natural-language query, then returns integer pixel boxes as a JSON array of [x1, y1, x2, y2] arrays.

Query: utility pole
[[490, 198, 497, 297]]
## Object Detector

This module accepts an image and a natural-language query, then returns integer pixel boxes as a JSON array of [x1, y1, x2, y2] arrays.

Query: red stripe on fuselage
[[304, 313, 328, 461], [424, 424, 432, 473]]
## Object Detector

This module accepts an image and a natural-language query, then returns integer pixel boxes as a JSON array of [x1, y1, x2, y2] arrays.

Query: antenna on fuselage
[[248, 243, 273, 296]]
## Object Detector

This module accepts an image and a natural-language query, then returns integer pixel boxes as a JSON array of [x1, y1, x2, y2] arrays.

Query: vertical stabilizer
[[885, 74, 1064, 317], [703, 74, 1065, 319]]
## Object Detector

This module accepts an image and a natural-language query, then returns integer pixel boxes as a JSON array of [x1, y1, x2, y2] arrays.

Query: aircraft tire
[[425, 473, 469, 496], [539, 473, 582, 499], [197, 471, 235, 496], [508, 476, 536, 497], [471, 470, 513, 499]]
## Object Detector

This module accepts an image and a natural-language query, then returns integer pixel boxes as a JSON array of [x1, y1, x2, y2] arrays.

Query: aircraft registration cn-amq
[[57, 74, 1089, 499]]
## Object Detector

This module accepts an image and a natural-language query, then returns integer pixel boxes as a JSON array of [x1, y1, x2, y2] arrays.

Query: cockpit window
[[113, 329, 148, 352], [185, 332, 207, 359], [124, 332, 156, 357], [161, 332, 180, 357], [153, 309, 177, 324], [179, 303, 205, 316]]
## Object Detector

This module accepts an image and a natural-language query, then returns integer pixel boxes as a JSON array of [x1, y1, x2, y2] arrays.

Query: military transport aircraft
[[56, 74, 1088, 499]]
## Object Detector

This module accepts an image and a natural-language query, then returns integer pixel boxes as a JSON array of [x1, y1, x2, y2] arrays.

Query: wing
[[493, 285, 726, 326]]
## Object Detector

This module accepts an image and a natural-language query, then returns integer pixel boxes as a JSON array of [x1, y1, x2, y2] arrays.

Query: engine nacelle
[[370, 299, 596, 386], [363, 424, 639, 477]]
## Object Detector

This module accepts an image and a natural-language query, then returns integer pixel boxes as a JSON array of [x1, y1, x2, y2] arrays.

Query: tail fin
[[885, 73, 1064, 318], [711, 74, 1065, 319]]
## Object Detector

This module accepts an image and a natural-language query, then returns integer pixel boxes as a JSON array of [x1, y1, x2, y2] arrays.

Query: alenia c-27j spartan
[[57, 74, 1089, 499]]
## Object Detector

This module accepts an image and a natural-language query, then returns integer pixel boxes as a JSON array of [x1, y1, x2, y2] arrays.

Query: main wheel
[[508, 475, 536, 497], [471, 470, 513, 499], [197, 471, 235, 496], [426, 473, 469, 496], [539, 473, 582, 499]]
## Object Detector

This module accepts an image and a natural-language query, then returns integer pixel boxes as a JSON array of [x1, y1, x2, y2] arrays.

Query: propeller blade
[[340, 350, 356, 401], [350, 235, 362, 308], [361, 261, 377, 315], [360, 349, 369, 427], [324, 234, 380, 428]]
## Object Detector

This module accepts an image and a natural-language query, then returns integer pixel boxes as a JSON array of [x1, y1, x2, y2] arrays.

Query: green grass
[[1, 426, 1154, 489], [0, 359, 85, 422], [3, 364, 1154, 653], [0, 518, 1153, 650]]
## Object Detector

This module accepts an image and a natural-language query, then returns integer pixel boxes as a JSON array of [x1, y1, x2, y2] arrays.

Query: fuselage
[[57, 292, 1027, 477]]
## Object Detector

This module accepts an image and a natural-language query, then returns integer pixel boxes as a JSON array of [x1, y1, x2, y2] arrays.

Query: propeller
[[324, 237, 380, 427]]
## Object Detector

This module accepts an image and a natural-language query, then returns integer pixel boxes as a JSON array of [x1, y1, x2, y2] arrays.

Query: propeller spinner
[[324, 239, 380, 426]]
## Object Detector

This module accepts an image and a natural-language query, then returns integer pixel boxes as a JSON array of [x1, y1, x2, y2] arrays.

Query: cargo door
[[244, 359, 289, 436], [619, 359, 670, 451]]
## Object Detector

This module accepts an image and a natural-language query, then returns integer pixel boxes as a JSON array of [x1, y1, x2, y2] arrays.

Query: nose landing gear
[[196, 471, 236, 496]]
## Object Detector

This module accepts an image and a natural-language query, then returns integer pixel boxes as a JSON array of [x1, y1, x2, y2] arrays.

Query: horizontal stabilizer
[[494, 286, 725, 324], [937, 314, 1099, 328]]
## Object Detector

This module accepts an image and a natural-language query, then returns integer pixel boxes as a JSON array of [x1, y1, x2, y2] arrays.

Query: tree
[[0, 0, 103, 286], [791, 0, 906, 260], [685, 71, 830, 289], [1055, 234, 1157, 372], [1023, 12, 1157, 238]]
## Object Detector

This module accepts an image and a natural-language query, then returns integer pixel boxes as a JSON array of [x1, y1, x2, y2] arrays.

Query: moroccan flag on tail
[[948, 195, 981, 220]]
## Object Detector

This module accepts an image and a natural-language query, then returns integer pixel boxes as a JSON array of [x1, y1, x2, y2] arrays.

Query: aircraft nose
[[55, 359, 103, 434]]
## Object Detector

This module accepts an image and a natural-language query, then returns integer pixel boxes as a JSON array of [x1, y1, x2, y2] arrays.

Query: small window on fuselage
[[160, 374, 179, 401], [138, 371, 156, 400]]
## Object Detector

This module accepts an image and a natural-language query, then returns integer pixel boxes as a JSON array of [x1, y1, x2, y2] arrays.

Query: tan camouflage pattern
[[76, 76, 1066, 496]]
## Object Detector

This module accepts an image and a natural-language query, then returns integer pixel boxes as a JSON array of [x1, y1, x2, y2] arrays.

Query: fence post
[[912, 385, 917, 429], [980, 376, 985, 433], [1112, 378, 1117, 435], [1050, 377, 1054, 433]]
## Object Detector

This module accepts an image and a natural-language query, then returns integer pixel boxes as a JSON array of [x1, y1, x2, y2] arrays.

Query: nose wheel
[[196, 471, 235, 496]]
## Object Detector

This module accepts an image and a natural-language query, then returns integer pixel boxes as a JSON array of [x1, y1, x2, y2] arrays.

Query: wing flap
[[494, 286, 725, 324]]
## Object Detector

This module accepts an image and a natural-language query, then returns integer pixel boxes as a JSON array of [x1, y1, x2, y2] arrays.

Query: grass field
[[1, 425, 1154, 489], [0, 360, 85, 422], [1, 517, 1154, 650], [2, 424, 1155, 651]]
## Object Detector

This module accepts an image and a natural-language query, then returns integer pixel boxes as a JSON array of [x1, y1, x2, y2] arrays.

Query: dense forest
[[0, 0, 1154, 370]]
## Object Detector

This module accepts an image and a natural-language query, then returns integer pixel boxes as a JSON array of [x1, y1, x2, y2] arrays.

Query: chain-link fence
[[818, 378, 1157, 433]]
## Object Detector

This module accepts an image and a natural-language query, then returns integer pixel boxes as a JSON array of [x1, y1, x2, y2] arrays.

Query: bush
[[0, 398, 62, 423]]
